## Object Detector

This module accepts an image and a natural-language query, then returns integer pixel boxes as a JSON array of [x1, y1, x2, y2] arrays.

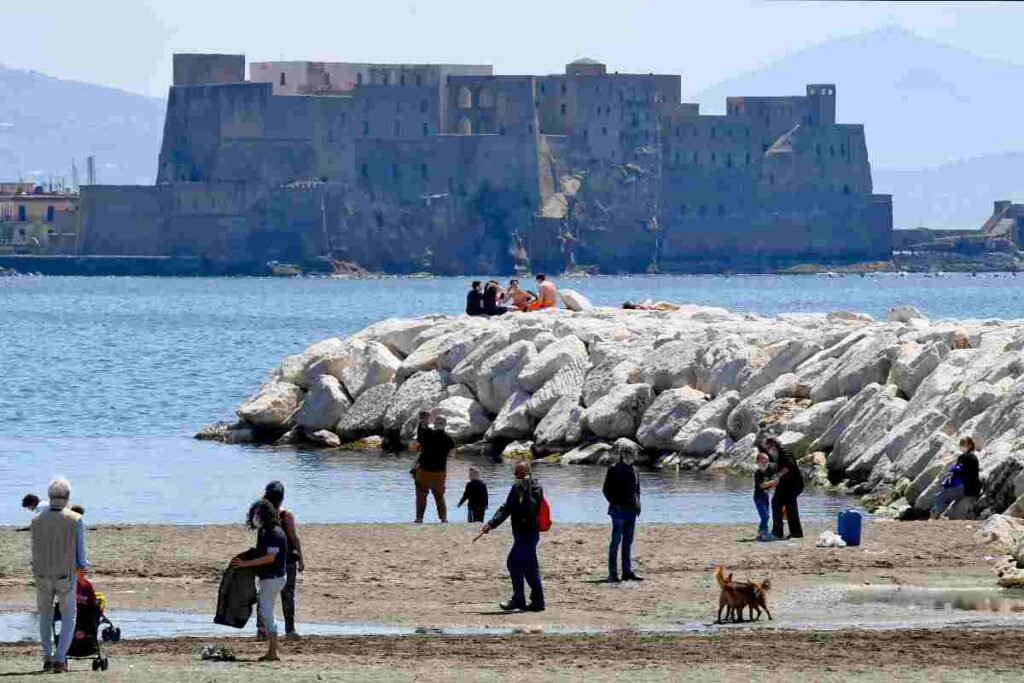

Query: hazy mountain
[[0, 65, 164, 185], [694, 26, 1024, 172], [873, 153, 1024, 230]]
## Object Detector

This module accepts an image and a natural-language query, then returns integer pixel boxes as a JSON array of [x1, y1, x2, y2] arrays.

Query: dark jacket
[[417, 425, 454, 472], [213, 549, 259, 628], [459, 479, 489, 510], [958, 450, 981, 497], [488, 479, 543, 537], [774, 448, 804, 495], [603, 461, 640, 514], [466, 290, 485, 316]]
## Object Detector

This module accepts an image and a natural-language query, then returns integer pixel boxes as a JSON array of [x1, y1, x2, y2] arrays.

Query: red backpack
[[537, 495, 552, 532]]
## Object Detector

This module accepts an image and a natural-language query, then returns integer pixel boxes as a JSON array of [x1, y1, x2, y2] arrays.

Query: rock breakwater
[[200, 303, 1024, 520]]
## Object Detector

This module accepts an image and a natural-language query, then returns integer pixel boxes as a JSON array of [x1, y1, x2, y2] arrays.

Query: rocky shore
[[200, 298, 1024, 521]]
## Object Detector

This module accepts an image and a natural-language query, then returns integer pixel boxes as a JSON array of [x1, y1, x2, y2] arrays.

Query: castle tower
[[805, 84, 836, 126]]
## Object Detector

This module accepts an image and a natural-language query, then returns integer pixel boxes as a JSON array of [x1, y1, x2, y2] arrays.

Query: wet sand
[[0, 520, 1017, 679]]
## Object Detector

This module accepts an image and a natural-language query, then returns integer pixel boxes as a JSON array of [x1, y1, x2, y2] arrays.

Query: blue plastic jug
[[837, 510, 863, 547]]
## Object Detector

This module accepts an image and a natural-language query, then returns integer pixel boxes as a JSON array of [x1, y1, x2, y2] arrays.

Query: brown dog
[[714, 565, 772, 623]]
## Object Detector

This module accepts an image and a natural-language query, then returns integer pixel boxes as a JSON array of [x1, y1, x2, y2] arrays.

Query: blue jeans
[[608, 507, 637, 579], [508, 531, 544, 607], [932, 484, 965, 516], [754, 494, 770, 537]]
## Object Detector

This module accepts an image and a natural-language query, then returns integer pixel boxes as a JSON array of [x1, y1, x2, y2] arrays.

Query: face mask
[[756, 463, 768, 471]]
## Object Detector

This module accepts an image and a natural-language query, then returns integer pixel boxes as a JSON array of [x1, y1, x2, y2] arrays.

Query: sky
[[2, 0, 1023, 98]]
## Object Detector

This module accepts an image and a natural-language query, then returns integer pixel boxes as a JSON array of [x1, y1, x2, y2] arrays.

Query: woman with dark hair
[[482, 281, 507, 316], [466, 281, 485, 316], [765, 436, 804, 539], [931, 435, 982, 519], [256, 481, 304, 642], [231, 499, 288, 661]]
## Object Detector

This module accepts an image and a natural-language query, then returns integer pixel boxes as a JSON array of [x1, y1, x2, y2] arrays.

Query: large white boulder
[[809, 333, 899, 402], [525, 361, 587, 419], [582, 357, 643, 407], [450, 329, 511, 386], [808, 383, 896, 453], [437, 325, 498, 372], [517, 335, 589, 393], [974, 514, 1024, 545], [294, 375, 351, 432], [779, 397, 847, 451], [740, 338, 823, 398], [887, 430, 955, 483], [237, 380, 303, 429], [708, 433, 758, 472], [534, 396, 588, 449], [586, 383, 655, 439], [888, 340, 948, 398], [887, 305, 927, 323], [339, 341, 401, 399], [726, 373, 797, 440], [433, 395, 491, 443], [275, 337, 349, 388], [560, 288, 593, 312], [847, 408, 948, 483], [826, 389, 907, 479], [396, 329, 468, 381], [487, 390, 535, 440], [335, 382, 397, 441], [359, 317, 438, 357], [641, 340, 699, 393], [635, 386, 708, 450], [672, 391, 741, 455], [561, 442, 612, 465], [475, 340, 538, 413], [382, 369, 447, 443], [693, 336, 756, 395]]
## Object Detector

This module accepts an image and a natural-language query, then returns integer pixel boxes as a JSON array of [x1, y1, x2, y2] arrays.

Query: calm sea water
[[2, 273, 1021, 526]]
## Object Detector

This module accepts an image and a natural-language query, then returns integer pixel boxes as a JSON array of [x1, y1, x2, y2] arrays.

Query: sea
[[2, 272, 1022, 526]]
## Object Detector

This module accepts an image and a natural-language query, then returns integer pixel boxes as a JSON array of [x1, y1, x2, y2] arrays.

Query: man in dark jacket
[[412, 413, 455, 523], [603, 447, 642, 582], [466, 281, 485, 316], [480, 462, 545, 612]]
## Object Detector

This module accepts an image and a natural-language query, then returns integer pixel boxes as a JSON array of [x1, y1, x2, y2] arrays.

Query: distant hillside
[[0, 65, 164, 185], [874, 153, 1024, 230], [694, 26, 1024, 172]]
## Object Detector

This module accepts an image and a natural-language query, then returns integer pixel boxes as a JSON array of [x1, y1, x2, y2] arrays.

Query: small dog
[[714, 565, 772, 623]]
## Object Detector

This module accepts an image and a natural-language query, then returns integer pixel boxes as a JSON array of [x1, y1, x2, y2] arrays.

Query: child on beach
[[754, 451, 777, 542], [458, 466, 489, 523]]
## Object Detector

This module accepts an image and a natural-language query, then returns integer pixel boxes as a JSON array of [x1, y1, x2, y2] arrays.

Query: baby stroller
[[53, 575, 121, 671]]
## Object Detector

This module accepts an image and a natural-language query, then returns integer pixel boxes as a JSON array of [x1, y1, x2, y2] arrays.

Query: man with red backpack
[[480, 462, 546, 612]]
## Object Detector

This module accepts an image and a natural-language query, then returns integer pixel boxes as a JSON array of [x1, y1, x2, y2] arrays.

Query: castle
[[78, 53, 893, 273]]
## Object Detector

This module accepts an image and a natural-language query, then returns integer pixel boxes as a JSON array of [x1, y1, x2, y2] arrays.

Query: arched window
[[420, 99, 428, 113], [478, 88, 494, 108], [457, 86, 472, 109], [416, 74, 422, 86], [422, 122, 429, 137], [356, 73, 363, 86], [457, 117, 472, 135]]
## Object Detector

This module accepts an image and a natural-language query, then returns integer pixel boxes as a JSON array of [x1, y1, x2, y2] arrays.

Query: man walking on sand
[[480, 462, 545, 612], [412, 412, 454, 523], [31, 477, 88, 673]]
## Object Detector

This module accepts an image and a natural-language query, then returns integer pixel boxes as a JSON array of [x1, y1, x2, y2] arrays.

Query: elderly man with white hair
[[29, 477, 88, 673]]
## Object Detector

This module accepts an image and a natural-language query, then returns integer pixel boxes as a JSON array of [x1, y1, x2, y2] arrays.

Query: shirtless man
[[505, 279, 536, 312], [533, 273, 557, 310]]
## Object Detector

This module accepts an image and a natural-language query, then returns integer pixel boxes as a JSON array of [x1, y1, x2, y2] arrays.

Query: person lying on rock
[[931, 436, 981, 520]]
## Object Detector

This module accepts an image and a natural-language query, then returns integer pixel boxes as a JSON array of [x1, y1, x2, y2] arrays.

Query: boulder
[[534, 396, 588, 449], [360, 317, 438, 357], [641, 340, 699, 393], [433, 395, 491, 443], [525, 361, 587, 419], [533, 332, 557, 352], [908, 460, 949, 513], [562, 442, 613, 465], [294, 375, 352, 432], [275, 337, 349, 388], [826, 310, 875, 323], [195, 421, 243, 442], [335, 382, 397, 441], [673, 391, 741, 455], [237, 380, 303, 429], [586, 383, 655, 439], [501, 440, 534, 461], [777, 397, 848, 455], [307, 430, 341, 448], [888, 431, 955, 483], [517, 335, 589, 393], [487, 390, 535, 440], [708, 433, 758, 472], [809, 333, 898, 402], [635, 386, 708, 450], [582, 357, 643, 407], [888, 305, 927, 323], [977, 439, 1024, 513], [450, 329, 511, 387], [740, 339, 822, 398], [560, 288, 593, 312], [396, 330, 463, 381], [339, 341, 401, 399], [382, 370, 447, 444], [475, 340, 537, 413], [726, 374, 797, 440], [826, 388, 907, 480], [437, 325, 498, 372], [807, 383, 896, 453], [888, 340, 947, 398], [847, 408, 948, 483], [445, 383, 477, 400], [973, 514, 1024, 546], [693, 336, 755, 395]]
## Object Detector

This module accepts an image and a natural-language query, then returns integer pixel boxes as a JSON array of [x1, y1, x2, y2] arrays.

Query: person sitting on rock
[[482, 281, 508, 316], [504, 279, 536, 312], [466, 281, 485, 316], [529, 274, 557, 310], [931, 436, 981, 520]]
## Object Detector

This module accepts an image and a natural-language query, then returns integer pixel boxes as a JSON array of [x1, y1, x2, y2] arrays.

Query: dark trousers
[[507, 531, 544, 608], [754, 493, 770, 537], [256, 562, 298, 634], [771, 488, 803, 539], [608, 507, 637, 579], [467, 507, 486, 523]]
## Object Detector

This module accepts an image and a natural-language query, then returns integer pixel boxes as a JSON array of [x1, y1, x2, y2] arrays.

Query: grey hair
[[48, 477, 71, 501]]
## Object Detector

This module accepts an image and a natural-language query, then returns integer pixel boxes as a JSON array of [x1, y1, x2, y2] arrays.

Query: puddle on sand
[[844, 587, 1024, 613]]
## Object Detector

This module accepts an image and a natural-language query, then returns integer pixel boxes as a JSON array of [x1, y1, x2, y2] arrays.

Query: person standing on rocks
[[413, 412, 454, 523], [256, 481, 305, 642], [480, 462, 546, 612], [765, 436, 804, 540], [603, 446, 642, 583], [466, 281, 485, 316], [30, 477, 88, 673], [931, 436, 981, 519]]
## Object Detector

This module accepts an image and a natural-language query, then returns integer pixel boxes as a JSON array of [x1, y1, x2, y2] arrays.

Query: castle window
[[325, 72, 331, 86], [711, 152, 716, 163], [46, 206, 55, 222], [693, 151, 699, 163], [673, 152, 679, 163], [457, 116, 472, 135], [392, 164, 399, 179], [718, 204, 725, 216], [560, 84, 566, 96], [711, 126, 716, 139], [394, 120, 401, 136], [840, 143, 847, 155], [362, 121, 369, 135], [816, 144, 821, 156], [327, 129, 334, 143], [422, 122, 429, 136], [843, 184, 851, 195], [361, 163, 368, 179], [679, 204, 687, 216], [644, 129, 649, 141], [745, 152, 750, 164], [727, 129, 732, 138], [603, 127, 608, 136], [675, 127, 680, 138], [357, 73, 363, 85], [457, 86, 472, 109], [528, 123, 533, 133], [560, 103, 566, 115], [420, 99, 428, 113], [583, 129, 588, 140], [280, 72, 286, 86], [699, 204, 707, 216], [830, 145, 835, 157], [540, 83, 546, 95], [374, 210, 384, 227], [400, 73, 406, 86], [416, 74, 422, 86], [421, 164, 428, 180], [499, 127, 506, 135], [726, 154, 733, 168]]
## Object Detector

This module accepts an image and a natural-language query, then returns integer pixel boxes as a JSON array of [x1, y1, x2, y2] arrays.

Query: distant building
[[0, 185, 77, 253], [981, 200, 1024, 247], [79, 54, 892, 273]]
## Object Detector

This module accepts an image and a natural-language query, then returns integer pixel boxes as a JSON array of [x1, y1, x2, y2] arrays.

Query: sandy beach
[[1, 520, 1020, 679]]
